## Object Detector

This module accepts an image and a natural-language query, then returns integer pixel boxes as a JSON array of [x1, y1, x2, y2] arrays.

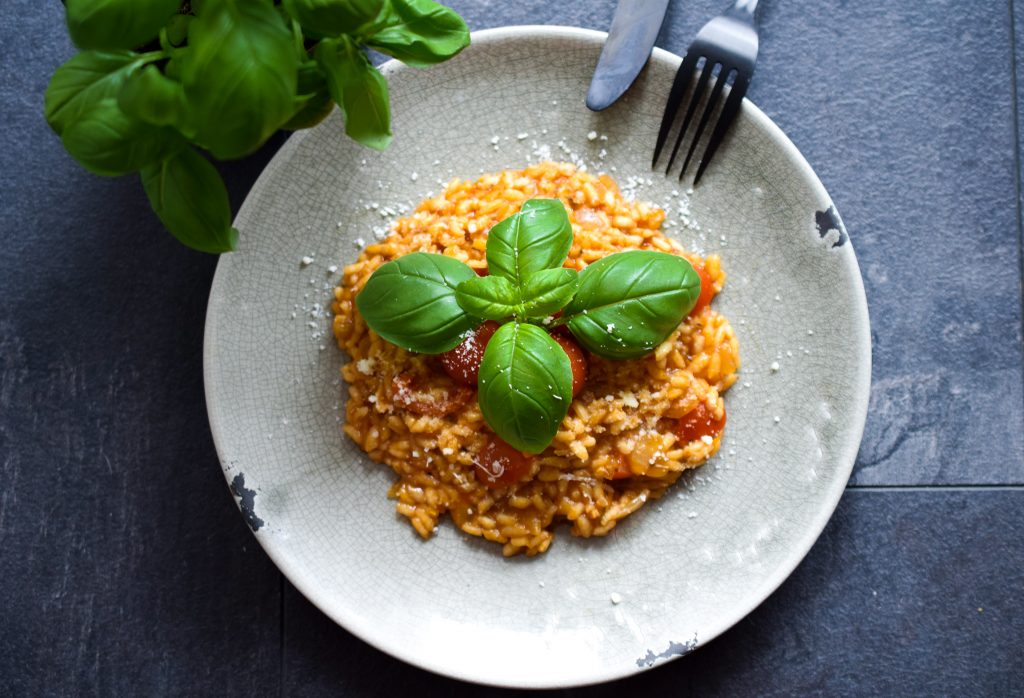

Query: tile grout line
[[846, 484, 1024, 492], [1011, 0, 1024, 438]]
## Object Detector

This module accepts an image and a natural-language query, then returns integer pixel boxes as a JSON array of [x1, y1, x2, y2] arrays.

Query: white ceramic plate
[[205, 26, 870, 688]]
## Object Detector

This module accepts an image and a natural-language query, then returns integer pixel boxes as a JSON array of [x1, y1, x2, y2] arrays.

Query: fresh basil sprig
[[478, 323, 573, 453], [142, 148, 239, 253], [65, 0, 181, 51], [519, 268, 579, 319], [560, 250, 701, 359], [45, 0, 470, 254], [355, 198, 703, 454], [181, 0, 299, 160], [454, 275, 520, 321], [315, 36, 392, 150], [486, 198, 573, 287], [367, 0, 475, 67], [282, 0, 387, 37], [355, 252, 480, 354]]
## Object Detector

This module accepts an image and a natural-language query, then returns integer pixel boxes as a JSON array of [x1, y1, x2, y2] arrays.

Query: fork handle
[[731, 0, 759, 15]]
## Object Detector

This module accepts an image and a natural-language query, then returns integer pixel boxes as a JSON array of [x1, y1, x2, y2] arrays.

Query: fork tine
[[652, 53, 699, 168], [665, 61, 714, 173], [679, 65, 732, 179], [693, 73, 749, 184]]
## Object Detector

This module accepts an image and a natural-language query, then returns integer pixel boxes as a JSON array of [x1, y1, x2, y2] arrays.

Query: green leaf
[[282, 61, 335, 130], [366, 0, 470, 67], [356, 253, 480, 353], [61, 97, 183, 176], [315, 36, 392, 150], [486, 198, 572, 287], [165, 14, 192, 46], [519, 268, 578, 319], [44, 50, 140, 136], [282, 0, 386, 37], [563, 250, 701, 359], [65, 0, 181, 51], [117, 64, 187, 128], [455, 275, 519, 321], [142, 148, 238, 254], [477, 322, 572, 454], [181, 0, 299, 159]]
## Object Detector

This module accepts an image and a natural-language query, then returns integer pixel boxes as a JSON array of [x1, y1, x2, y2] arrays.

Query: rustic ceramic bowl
[[205, 26, 870, 688]]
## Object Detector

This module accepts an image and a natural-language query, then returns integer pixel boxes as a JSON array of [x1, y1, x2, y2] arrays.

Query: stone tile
[[730, 1, 1024, 483], [0, 3, 284, 694]]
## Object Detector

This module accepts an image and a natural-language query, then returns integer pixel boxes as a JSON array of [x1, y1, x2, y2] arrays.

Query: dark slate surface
[[741, 0, 1024, 486], [1016, 0, 1024, 393], [1, 2, 282, 695], [2, 0, 1023, 695], [281, 490, 1024, 697]]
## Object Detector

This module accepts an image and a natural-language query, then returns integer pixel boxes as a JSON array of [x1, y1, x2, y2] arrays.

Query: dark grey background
[[2, 0, 1022, 695]]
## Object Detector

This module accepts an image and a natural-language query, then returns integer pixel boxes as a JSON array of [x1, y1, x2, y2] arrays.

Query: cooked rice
[[332, 162, 740, 556]]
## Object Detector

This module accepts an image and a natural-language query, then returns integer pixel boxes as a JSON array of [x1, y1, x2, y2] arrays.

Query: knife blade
[[586, 0, 671, 111]]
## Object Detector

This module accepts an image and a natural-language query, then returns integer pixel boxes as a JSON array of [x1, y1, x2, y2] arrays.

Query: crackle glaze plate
[[204, 26, 870, 688]]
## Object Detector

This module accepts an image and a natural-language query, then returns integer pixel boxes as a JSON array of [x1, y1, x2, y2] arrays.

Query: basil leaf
[[282, 61, 335, 131], [65, 0, 180, 51], [61, 98, 183, 176], [182, 0, 298, 160], [366, 0, 470, 67], [315, 37, 392, 150], [455, 275, 518, 321], [142, 148, 238, 254], [117, 65, 187, 129], [486, 198, 571, 287], [282, 0, 386, 37], [44, 51, 140, 136], [519, 268, 578, 319], [477, 322, 572, 454], [166, 14, 192, 46], [356, 253, 479, 353], [563, 250, 700, 359]]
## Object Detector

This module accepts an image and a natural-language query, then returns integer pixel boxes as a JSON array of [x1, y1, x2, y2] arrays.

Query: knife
[[586, 0, 672, 111]]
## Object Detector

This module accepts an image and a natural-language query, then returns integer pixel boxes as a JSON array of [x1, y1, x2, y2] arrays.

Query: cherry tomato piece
[[391, 373, 472, 417], [474, 436, 533, 488], [676, 402, 726, 443], [611, 453, 632, 479], [440, 320, 500, 386], [689, 261, 717, 316], [550, 332, 588, 397]]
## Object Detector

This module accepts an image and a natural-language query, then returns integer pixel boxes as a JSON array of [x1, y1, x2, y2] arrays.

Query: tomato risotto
[[332, 162, 739, 556]]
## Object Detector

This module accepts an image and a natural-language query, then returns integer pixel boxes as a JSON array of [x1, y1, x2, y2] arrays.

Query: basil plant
[[356, 199, 702, 453], [45, 0, 470, 253]]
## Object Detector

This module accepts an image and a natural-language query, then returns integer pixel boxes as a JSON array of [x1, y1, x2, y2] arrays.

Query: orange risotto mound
[[332, 162, 740, 556]]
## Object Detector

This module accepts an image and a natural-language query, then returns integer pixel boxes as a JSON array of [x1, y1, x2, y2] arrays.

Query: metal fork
[[652, 0, 760, 184]]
